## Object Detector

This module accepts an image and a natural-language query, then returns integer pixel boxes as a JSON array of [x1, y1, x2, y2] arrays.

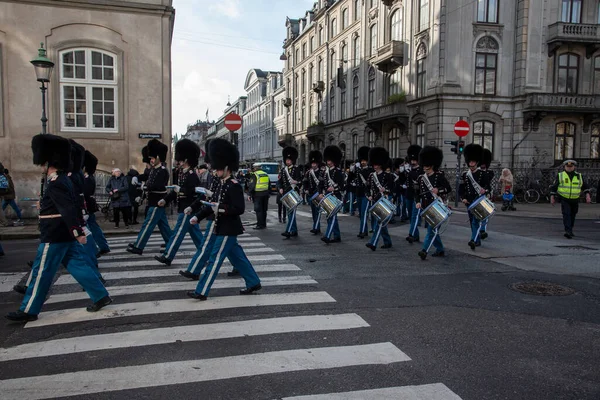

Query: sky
[[171, 0, 315, 136]]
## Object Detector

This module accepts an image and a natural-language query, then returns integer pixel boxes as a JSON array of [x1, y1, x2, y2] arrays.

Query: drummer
[[459, 144, 490, 250], [416, 146, 452, 260], [366, 147, 394, 251], [279, 146, 302, 239], [303, 150, 324, 235], [320, 145, 345, 244]]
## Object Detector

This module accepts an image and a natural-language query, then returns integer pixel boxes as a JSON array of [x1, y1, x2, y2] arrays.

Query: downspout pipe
[[509, 0, 520, 170]]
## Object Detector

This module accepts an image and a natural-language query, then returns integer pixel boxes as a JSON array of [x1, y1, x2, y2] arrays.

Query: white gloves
[[184, 207, 192, 215], [195, 187, 205, 194], [190, 216, 198, 225], [158, 199, 166, 207], [204, 189, 213, 197], [173, 185, 181, 193], [135, 197, 142, 204], [132, 177, 139, 185], [83, 214, 89, 222]]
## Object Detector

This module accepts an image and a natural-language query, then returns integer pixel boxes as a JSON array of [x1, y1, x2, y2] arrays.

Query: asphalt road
[[0, 201, 599, 400]]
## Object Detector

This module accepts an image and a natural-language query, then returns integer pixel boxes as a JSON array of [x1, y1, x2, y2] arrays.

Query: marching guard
[[154, 139, 204, 266], [352, 146, 372, 239], [321, 145, 345, 244], [83, 150, 111, 256], [279, 146, 302, 239], [479, 148, 494, 240], [127, 139, 173, 255], [366, 147, 394, 251], [405, 145, 423, 244], [416, 146, 452, 260], [303, 150, 324, 235], [187, 138, 261, 300], [459, 144, 490, 250], [6, 134, 111, 322]]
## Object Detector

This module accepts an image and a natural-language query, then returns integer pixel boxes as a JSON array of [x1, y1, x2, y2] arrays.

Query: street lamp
[[30, 43, 54, 134]]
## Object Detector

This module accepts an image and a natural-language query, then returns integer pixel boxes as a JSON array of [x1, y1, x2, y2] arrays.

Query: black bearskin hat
[[282, 146, 298, 163], [323, 145, 343, 166], [482, 148, 492, 167], [407, 145, 422, 162], [393, 158, 403, 169], [463, 143, 484, 165], [69, 139, 85, 172], [368, 147, 389, 167], [209, 138, 239, 171], [204, 139, 212, 164], [419, 146, 444, 170], [308, 150, 322, 164], [31, 134, 72, 170], [175, 139, 201, 168], [84, 150, 98, 175], [147, 139, 169, 162], [141, 146, 150, 164], [357, 146, 370, 162]]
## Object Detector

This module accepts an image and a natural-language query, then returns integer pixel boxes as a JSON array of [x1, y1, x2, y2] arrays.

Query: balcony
[[373, 40, 406, 72], [365, 102, 409, 131], [306, 124, 326, 141], [522, 93, 600, 131], [277, 133, 294, 147], [547, 22, 600, 57]]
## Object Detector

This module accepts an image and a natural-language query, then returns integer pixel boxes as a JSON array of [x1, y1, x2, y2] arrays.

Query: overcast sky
[[171, 0, 314, 136]]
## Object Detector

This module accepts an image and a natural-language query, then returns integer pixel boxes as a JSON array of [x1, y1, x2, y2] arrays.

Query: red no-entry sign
[[224, 113, 242, 132], [454, 120, 470, 137]]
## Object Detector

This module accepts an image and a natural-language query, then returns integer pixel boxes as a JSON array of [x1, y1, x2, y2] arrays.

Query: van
[[252, 162, 280, 192]]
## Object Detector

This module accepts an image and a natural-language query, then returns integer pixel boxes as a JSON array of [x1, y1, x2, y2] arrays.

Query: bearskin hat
[[175, 139, 201, 168], [209, 138, 239, 171], [282, 146, 298, 163], [204, 139, 212, 164], [31, 134, 72, 170], [407, 145, 422, 162], [368, 147, 390, 167], [84, 150, 98, 175], [463, 143, 484, 165], [482, 148, 492, 167], [308, 150, 322, 164], [147, 139, 169, 162], [393, 158, 403, 169], [419, 146, 444, 170], [357, 146, 370, 162], [323, 145, 343, 166], [141, 146, 150, 164], [69, 140, 85, 172]]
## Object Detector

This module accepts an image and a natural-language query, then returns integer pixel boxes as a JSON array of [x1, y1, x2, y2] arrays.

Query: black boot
[[240, 284, 262, 295], [13, 285, 27, 295], [5, 311, 37, 322], [86, 296, 113, 312], [127, 246, 143, 255], [154, 255, 172, 266], [187, 291, 207, 300]]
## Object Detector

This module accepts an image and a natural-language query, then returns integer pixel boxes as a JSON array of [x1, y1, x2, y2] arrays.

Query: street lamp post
[[30, 43, 54, 135]]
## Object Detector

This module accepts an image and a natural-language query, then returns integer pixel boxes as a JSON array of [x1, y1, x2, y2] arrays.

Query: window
[[555, 122, 575, 160], [592, 124, 600, 159], [329, 85, 336, 122], [416, 44, 427, 98], [342, 8, 349, 30], [473, 121, 494, 153], [352, 133, 359, 158], [308, 64, 314, 90], [368, 0, 375, 9], [294, 104, 299, 132], [416, 122, 425, 147], [330, 50, 336, 80], [419, 0, 430, 32], [302, 43, 307, 60], [341, 78, 347, 120], [388, 128, 400, 158], [309, 96, 314, 124], [475, 53, 497, 95], [301, 70, 306, 95], [295, 49, 300, 66], [561, 0, 582, 23], [352, 75, 360, 115], [353, 35, 361, 67], [301, 100, 306, 130], [341, 43, 348, 72], [319, 26, 324, 46], [60, 48, 117, 132], [310, 36, 315, 53], [318, 57, 323, 81], [369, 24, 378, 56], [477, 0, 499, 24], [368, 130, 376, 147], [354, 0, 360, 21], [390, 9, 402, 41], [368, 67, 376, 108], [557, 53, 579, 94], [331, 18, 338, 38], [389, 69, 402, 96], [594, 57, 600, 94], [294, 73, 299, 96]]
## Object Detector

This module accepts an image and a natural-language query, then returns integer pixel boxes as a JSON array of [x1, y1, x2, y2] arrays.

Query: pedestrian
[[83, 150, 111, 256], [405, 145, 423, 244], [279, 146, 302, 239], [303, 150, 324, 235], [499, 168, 516, 211], [365, 147, 394, 251], [459, 144, 490, 250], [320, 145, 345, 244], [187, 138, 261, 300], [5, 134, 111, 323], [126, 168, 142, 225], [106, 168, 131, 228], [0, 166, 24, 226], [550, 159, 592, 239], [247, 163, 270, 230], [197, 163, 213, 189]]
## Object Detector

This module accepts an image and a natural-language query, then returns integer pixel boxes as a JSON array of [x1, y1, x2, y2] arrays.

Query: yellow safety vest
[[557, 171, 582, 200], [253, 171, 269, 192]]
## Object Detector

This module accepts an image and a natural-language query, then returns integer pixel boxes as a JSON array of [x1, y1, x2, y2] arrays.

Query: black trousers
[[253, 194, 269, 228], [114, 206, 131, 226], [132, 204, 139, 222], [560, 198, 579, 233]]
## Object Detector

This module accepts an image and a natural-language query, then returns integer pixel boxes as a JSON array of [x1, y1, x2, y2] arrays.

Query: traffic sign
[[454, 120, 470, 137], [224, 113, 242, 132]]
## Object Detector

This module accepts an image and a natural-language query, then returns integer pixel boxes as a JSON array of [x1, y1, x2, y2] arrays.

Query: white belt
[[39, 214, 61, 219]]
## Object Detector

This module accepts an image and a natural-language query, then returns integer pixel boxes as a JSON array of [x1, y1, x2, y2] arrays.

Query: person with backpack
[[1, 168, 23, 226]]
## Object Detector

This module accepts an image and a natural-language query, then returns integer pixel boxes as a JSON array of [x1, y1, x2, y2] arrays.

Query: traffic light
[[458, 140, 465, 154], [450, 140, 459, 154], [450, 140, 466, 154]]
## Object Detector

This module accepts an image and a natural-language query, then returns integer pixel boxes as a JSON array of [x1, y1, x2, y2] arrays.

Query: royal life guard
[[279, 146, 302, 239], [351, 146, 371, 239], [83, 150, 110, 257], [154, 139, 204, 266], [479, 148, 494, 240], [405, 145, 422, 244], [128, 139, 172, 255], [320, 145, 345, 244], [365, 147, 394, 251], [6, 134, 111, 322], [459, 143, 490, 250], [303, 150, 324, 234]]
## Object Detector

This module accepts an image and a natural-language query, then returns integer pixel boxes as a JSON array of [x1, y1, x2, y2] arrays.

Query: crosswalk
[[1, 230, 463, 399]]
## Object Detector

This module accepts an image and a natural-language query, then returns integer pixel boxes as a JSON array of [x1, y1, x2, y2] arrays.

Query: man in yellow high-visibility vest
[[550, 159, 591, 239], [248, 164, 271, 230]]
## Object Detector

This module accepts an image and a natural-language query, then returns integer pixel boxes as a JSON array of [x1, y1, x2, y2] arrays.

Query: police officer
[[248, 163, 270, 230], [550, 159, 592, 239], [405, 145, 423, 244], [6, 134, 111, 322], [366, 147, 394, 251], [459, 144, 490, 250], [83, 150, 111, 256], [303, 150, 324, 235]]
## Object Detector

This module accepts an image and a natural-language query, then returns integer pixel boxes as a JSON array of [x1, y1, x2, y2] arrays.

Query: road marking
[[25, 292, 337, 328], [46, 276, 318, 304], [281, 384, 463, 400], [107, 244, 270, 255], [55, 264, 302, 285], [108, 238, 263, 249], [0, 314, 368, 361], [105, 233, 251, 243], [0, 343, 408, 399], [0, 273, 27, 293], [99, 251, 282, 262]]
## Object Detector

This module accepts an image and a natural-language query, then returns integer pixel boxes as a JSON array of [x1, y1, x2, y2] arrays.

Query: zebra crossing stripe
[[0, 343, 408, 399], [46, 276, 318, 304], [280, 384, 463, 400], [0, 313, 368, 362], [108, 244, 271, 255], [105, 233, 251, 243], [25, 292, 337, 328], [98, 249, 279, 261], [96, 253, 285, 267], [108, 241, 266, 251], [55, 264, 302, 285], [107, 236, 261, 248], [0, 273, 27, 293]]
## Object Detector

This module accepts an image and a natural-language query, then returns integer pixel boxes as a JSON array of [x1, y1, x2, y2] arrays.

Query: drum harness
[[283, 165, 297, 193], [309, 168, 321, 194], [420, 172, 451, 252], [466, 169, 491, 239]]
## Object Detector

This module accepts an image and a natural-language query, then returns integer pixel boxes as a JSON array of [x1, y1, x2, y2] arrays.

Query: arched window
[[390, 9, 402, 41], [329, 85, 336, 122], [557, 53, 579, 94], [368, 130, 376, 147], [352, 75, 360, 115], [415, 122, 425, 147], [352, 133, 359, 158], [308, 64, 314, 89], [318, 26, 324, 46], [301, 69, 306, 94], [341, 77, 347, 120], [341, 43, 348, 72], [353, 35, 361, 67], [369, 24, 378, 56], [330, 50, 336, 80], [317, 57, 323, 81], [354, 0, 360, 21], [388, 128, 401, 158], [591, 123, 600, 159], [331, 18, 338, 38], [308, 96, 314, 124], [301, 100, 306, 130], [478, 0, 499, 24], [555, 122, 576, 161], [473, 121, 495, 153], [294, 103, 299, 132], [475, 36, 499, 95], [368, 67, 376, 108], [416, 43, 427, 98], [342, 8, 349, 30]]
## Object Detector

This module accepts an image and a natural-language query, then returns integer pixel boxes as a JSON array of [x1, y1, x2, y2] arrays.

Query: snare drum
[[369, 197, 397, 226], [468, 195, 496, 221], [421, 199, 452, 230], [281, 190, 302, 210], [319, 194, 343, 217]]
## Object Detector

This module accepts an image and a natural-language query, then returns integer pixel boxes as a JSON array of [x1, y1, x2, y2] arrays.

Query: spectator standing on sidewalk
[[0, 167, 23, 226], [106, 168, 131, 228], [126, 168, 142, 225]]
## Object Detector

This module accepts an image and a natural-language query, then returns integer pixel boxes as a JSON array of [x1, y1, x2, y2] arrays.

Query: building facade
[[0, 0, 175, 213], [281, 0, 600, 168]]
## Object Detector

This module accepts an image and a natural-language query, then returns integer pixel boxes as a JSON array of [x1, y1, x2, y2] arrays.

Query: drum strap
[[310, 169, 320, 189], [422, 173, 440, 201], [284, 166, 297, 190], [372, 172, 385, 194], [467, 169, 484, 194], [358, 169, 368, 186]]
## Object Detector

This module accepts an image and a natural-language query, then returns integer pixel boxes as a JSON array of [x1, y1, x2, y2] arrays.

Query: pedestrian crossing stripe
[[107, 242, 268, 254], [95, 253, 286, 268], [0, 343, 409, 400], [25, 292, 337, 328], [105, 233, 251, 243], [107, 236, 261, 248], [0, 313, 369, 362], [98, 248, 279, 261], [281, 384, 463, 399]]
